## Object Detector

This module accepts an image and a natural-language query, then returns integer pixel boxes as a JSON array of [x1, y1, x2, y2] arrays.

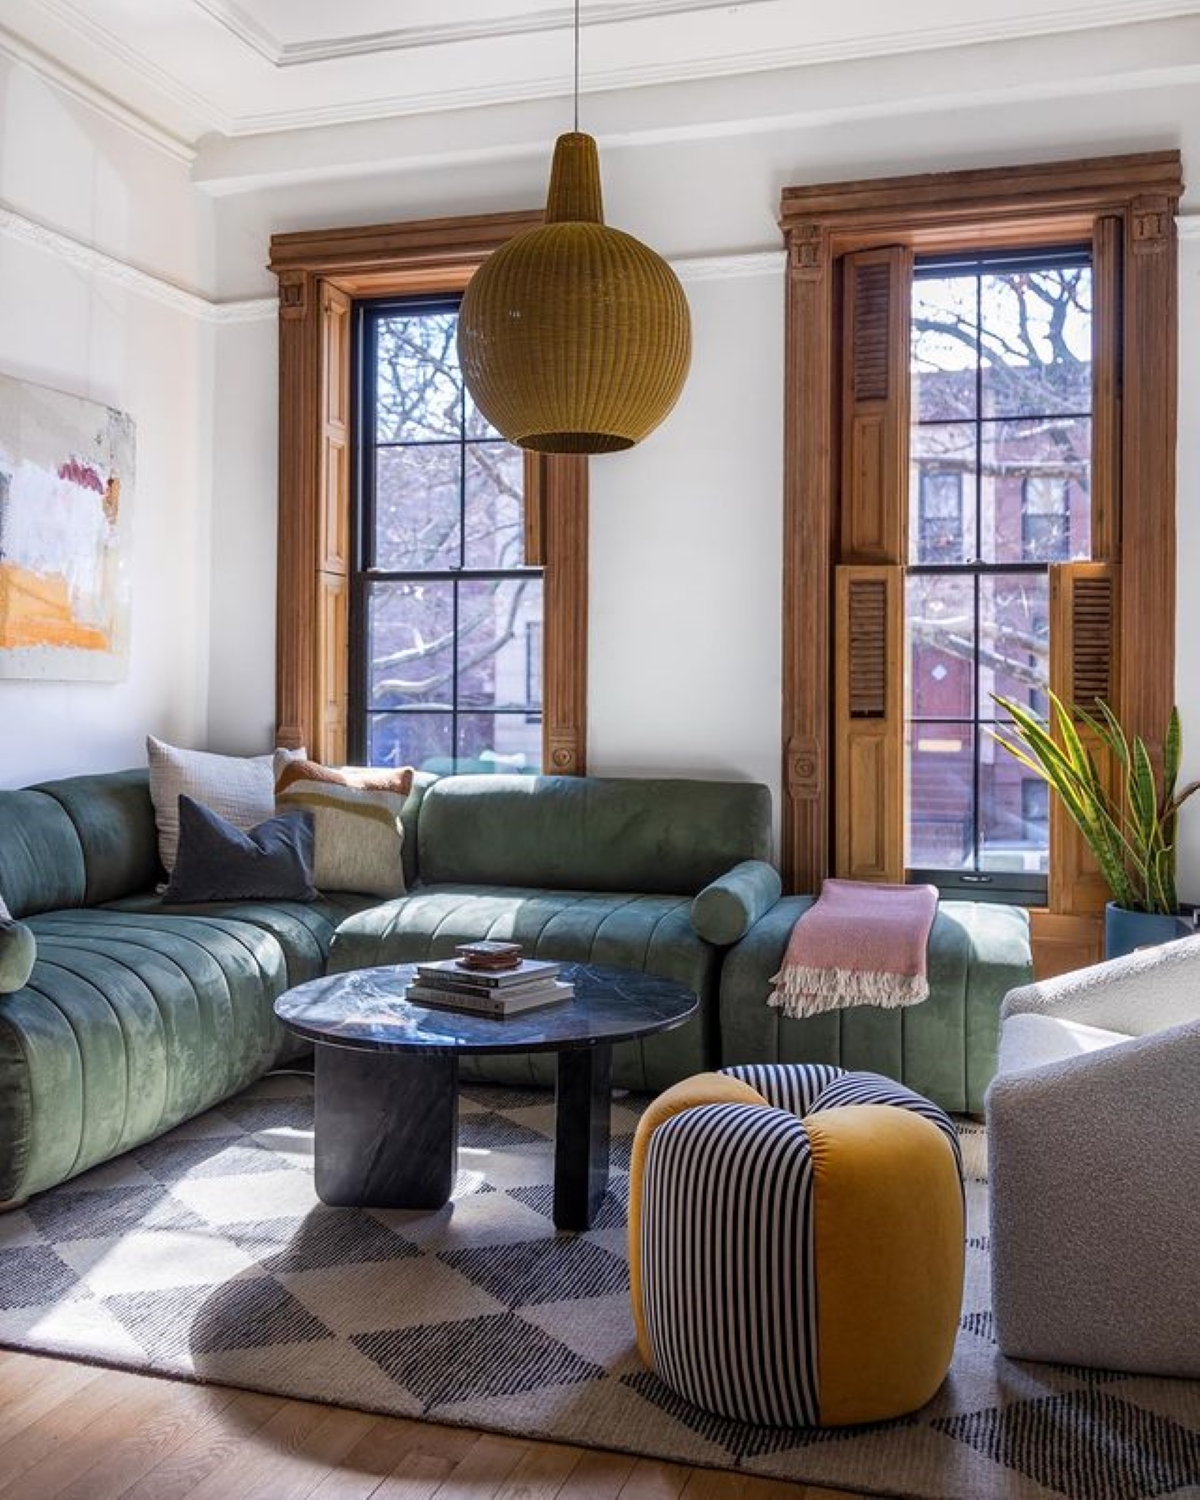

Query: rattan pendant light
[[456, 1, 691, 454]]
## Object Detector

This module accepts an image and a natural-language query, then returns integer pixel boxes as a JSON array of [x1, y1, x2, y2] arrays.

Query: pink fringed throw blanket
[[769, 878, 939, 1019]]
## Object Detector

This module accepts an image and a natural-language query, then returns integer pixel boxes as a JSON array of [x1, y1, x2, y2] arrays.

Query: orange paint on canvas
[[0, 563, 109, 651]]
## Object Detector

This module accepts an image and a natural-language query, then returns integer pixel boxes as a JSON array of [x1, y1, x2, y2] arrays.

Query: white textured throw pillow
[[147, 737, 304, 874]]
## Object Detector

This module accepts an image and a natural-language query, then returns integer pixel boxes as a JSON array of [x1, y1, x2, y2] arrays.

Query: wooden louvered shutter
[[1048, 561, 1121, 914], [315, 283, 352, 764], [835, 565, 904, 881], [833, 246, 910, 884], [841, 247, 912, 562]]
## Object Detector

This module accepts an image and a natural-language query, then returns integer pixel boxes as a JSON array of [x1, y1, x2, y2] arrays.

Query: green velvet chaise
[[720, 894, 1032, 1114]]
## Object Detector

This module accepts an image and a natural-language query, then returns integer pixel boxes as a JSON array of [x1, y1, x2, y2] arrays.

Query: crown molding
[[8, 1, 1199, 149], [0, 26, 198, 162], [193, 0, 777, 68], [673, 250, 784, 283], [0, 203, 276, 323], [0, 197, 784, 315], [31, 0, 228, 133]]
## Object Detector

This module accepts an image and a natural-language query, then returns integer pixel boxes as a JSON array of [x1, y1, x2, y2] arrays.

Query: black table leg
[[554, 1043, 613, 1231], [313, 1044, 458, 1210]]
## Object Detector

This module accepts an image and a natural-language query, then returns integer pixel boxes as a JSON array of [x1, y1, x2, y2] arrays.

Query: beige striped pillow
[[275, 774, 411, 898]]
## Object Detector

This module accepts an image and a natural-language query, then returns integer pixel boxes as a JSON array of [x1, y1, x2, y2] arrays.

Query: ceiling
[[2, 0, 1198, 152]]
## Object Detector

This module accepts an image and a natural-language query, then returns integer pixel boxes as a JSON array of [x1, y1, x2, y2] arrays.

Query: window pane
[[464, 442, 525, 570], [465, 389, 502, 442], [981, 417, 1091, 564], [907, 574, 974, 719], [979, 573, 1049, 719], [368, 581, 455, 710], [907, 722, 974, 870], [374, 313, 462, 444], [979, 267, 1092, 419], [911, 422, 976, 564], [368, 712, 453, 773], [912, 276, 978, 423], [457, 711, 541, 774], [374, 444, 461, 571], [979, 757, 1050, 874], [457, 578, 543, 712]]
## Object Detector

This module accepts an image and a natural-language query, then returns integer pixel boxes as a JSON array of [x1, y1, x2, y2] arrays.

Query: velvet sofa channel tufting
[[0, 767, 1032, 1205]]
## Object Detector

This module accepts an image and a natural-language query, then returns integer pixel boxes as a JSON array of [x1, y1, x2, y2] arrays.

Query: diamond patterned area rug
[[2, 1075, 1198, 1500]]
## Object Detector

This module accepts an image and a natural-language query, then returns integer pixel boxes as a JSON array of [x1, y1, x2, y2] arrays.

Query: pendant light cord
[[573, 0, 580, 131]]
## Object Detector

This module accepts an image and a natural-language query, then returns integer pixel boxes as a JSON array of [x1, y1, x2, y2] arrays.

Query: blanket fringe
[[768, 966, 929, 1020]]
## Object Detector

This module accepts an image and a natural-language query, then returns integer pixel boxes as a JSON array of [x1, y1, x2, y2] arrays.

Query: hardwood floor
[[0, 1351, 867, 1500]]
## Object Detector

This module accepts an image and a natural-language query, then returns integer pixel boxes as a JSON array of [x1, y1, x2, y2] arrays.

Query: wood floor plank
[[371, 1449, 460, 1500], [615, 1459, 692, 1500], [308, 1415, 439, 1500], [0, 1365, 152, 1495], [490, 1441, 583, 1500], [0, 1354, 110, 1446], [181, 1397, 366, 1500], [119, 1389, 286, 1500], [5, 1367, 194, 1499], [549, 1448, 636, 1499], [50, 1381, 246, 1500], [427, 1433, 531, 1499]]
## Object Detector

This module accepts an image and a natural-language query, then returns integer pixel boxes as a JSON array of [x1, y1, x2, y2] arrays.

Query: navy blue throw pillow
[[164, 795, 317, 904]]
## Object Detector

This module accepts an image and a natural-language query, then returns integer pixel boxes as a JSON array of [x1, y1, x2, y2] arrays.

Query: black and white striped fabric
[[808, 1070, 963, 1178], [720, 1062, 844, 1119], [640, 1101, 819, 1428]]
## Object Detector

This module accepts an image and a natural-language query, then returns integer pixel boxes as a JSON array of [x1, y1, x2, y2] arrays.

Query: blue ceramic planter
[[1104, 902, 1191, 960]]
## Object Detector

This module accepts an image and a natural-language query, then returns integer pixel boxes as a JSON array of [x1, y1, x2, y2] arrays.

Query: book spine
[[407, 985, 509, 1016], [414, 966, 560, 992]]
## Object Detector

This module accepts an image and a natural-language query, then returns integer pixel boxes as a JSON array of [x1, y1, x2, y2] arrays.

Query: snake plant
[[992, 694, 1199, 916]]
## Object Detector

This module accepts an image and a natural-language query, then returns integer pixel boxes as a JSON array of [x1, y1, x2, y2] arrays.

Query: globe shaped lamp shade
[[457, 132, 692, 454]]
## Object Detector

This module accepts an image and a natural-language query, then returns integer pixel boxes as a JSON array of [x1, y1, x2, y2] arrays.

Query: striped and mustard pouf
[[629, 1064, 965, 1429]]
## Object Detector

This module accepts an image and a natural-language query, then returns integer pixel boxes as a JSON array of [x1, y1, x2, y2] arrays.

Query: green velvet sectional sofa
[[0, 766, 1031, 1207]]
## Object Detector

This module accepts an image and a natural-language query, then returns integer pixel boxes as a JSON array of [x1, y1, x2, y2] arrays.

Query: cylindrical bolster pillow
[[690, 859, 782, 946], [0, 918, 36, 994]]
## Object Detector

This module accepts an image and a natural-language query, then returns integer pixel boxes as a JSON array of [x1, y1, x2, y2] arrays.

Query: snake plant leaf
[[1165, 706, 1182, 801]]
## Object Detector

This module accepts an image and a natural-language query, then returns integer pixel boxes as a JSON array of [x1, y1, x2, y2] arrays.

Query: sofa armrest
[[0, 918, 35, 994], [1001, 933, 1200, 1037], [690, 860, 782, 946]]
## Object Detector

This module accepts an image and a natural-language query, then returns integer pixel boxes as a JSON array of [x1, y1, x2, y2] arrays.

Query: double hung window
[[351, 297, 543, 774]]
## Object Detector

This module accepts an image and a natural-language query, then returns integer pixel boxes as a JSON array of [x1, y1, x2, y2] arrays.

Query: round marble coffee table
[[275, 962, 698, 1231]]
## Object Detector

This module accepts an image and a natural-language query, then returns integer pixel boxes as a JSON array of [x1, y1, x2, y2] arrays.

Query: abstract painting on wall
[[0, 372, 135, 682]]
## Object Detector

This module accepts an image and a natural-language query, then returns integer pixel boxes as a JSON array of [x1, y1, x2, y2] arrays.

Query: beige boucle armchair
[[986, 935, 1200, 1377]]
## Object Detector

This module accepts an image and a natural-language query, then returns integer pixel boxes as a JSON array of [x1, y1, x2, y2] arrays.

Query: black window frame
[[348, 294, 544, 771]]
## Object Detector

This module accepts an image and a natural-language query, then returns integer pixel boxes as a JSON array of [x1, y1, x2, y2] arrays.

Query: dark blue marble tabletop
[[274, 962, 699, 1055]]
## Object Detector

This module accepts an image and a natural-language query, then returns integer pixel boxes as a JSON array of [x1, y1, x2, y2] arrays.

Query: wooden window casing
[[779, 152, 1183, 973], [268, 213, 588, 776]]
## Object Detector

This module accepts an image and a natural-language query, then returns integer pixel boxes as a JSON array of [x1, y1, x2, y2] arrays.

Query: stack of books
[[406, 942, 573, 1018]]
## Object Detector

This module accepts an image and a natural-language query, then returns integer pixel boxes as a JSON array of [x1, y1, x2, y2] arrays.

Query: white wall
[[0, 59, 213, 786], [1174, 231, 1200, 898]]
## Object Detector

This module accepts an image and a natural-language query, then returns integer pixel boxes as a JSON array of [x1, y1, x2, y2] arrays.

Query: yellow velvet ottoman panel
[[805, 1103, 964, 1426]]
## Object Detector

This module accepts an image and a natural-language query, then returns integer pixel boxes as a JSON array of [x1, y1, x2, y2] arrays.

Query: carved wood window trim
[[779, 152, 1183, 972], [268, 212, 588, 775]]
